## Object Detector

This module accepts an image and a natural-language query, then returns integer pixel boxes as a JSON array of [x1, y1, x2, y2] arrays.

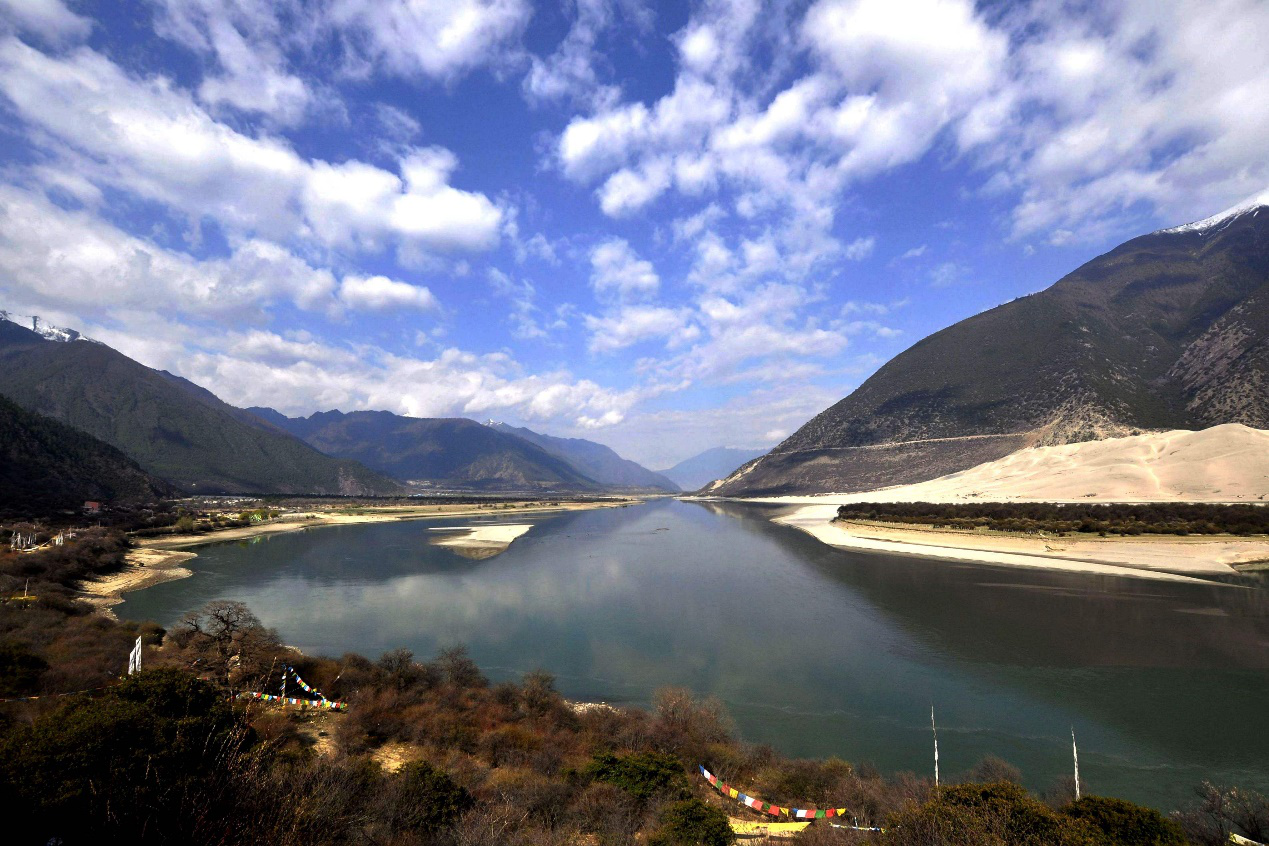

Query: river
[[116, 498, 1269, 809]]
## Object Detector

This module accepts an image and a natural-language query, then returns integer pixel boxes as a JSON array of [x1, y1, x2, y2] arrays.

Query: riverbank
[[81, 548, 198, 619], [768, 501, 1267, 582], [80, 499, 634, 614], [135, 499, 632, 551]]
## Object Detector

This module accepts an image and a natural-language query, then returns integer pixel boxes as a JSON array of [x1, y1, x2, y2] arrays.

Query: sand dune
[[749, 425, 1269, 579], [772, 423, 1269, 506]]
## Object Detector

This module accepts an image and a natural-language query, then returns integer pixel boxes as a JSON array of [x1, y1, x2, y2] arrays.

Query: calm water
[[117, 499, 1269, 809]]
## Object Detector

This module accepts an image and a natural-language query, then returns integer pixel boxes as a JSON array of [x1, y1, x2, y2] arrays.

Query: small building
[[83, 501, 101, 514]]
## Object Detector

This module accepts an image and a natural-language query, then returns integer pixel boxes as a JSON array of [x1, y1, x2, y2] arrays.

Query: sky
[[1, 0, 1267, 469]]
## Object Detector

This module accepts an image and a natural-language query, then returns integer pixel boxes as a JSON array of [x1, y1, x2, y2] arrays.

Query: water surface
[[117, 499, 1269, 809]]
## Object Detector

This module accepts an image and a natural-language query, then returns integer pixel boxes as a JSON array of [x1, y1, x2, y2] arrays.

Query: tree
[[174, 600, 280, 690]]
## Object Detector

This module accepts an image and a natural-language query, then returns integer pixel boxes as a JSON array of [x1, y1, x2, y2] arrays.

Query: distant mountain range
[[0, 392, 173, 515], [657, 447, 768, 491], [250, 409, 677, 493], [713, 200, 1269, 496], [0, 319, 404, 496], [488, 422, 678, 492], [248, 409, 603, 492]]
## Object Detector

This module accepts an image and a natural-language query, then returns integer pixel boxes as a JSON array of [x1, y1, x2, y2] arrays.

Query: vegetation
[[0, 322, 403, 496], [835, 502, 1269, 537], [0, 392, 172, 516], [2, 530, 1268, 844]]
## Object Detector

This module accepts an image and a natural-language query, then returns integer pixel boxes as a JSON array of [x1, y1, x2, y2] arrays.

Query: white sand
[[765, 424, 1269, 507], [749, 425, 1269, 580], [428, 523, 534, 557]]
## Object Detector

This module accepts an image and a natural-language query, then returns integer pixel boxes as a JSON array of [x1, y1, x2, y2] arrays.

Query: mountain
[[0, 318, 404, 496], [487, 422, 679, 492], [249, 409, 605, 492], [712, 198, 1269, 496], [0, 392, 173, 514], [657, 447, 768, 491]]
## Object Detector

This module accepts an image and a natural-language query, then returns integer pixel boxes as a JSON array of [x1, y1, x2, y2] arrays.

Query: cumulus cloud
[[584, 304, 699, 353], [588, 238, 660, 302], [0, 38, 502, 257], [0, 184, 338, 318], [338, 275, 438, 311]]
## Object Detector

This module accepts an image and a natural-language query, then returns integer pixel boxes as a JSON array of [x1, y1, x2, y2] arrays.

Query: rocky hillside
[[250, 409, 605, 492], [713, 201, 1269, 496], [0, 319, 404, 496], [0, 392, 174, 515]]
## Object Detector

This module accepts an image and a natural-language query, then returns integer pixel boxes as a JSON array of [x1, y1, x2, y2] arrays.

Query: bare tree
[[174, 600, 281, 691]]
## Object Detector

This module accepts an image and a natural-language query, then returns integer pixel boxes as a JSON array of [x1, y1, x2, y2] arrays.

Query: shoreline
[[135, 499, 632, 551], [80, 548, 199, 620], [766, 501, 1266, 583], [81, 499, 635, 614]]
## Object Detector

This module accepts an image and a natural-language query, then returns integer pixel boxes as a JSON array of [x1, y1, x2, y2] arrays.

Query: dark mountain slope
[[0, 392, 173, 514], [0, 321, 403, 496], [488, 422, 678, 492], [713, 204, 1269, 496], [657, 447, 767, 491], [250, 409, 604, 492]]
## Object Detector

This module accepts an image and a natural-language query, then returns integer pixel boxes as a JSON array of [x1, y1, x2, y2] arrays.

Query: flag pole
[[931, 706, 940, 788], [1071, 727, 1080, 800]]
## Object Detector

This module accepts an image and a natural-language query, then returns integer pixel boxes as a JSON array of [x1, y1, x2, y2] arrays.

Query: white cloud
[[897, 244, 927, 260], [588, 238, 660, 302], [0, 184, 337, 318], [0, 39, 502, 257], [584, 305, 699, 353], [523, 0, 620, 108], [338, 275, 438, 312], [843, 235, 875, 260], [148, 0, 311, 125], [0, 0, 90, 42], [965, 0, 1269, 241], [327, 0, 531, 80]]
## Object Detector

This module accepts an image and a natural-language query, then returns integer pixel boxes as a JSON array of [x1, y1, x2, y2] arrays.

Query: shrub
[[884, 782, 1104, 846], [648, 798, 735, 846], [585, 751, 690, 804], [1064, 795, 1186, 845], [385, 760, 474, 835]]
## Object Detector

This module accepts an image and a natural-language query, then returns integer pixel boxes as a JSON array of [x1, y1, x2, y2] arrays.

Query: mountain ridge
[[486, 421, 678, 492], [0, 391, 174, 514], [712, 203, 1269, 496], [249, 408, 608, 492], [0, 318, 404, 496]]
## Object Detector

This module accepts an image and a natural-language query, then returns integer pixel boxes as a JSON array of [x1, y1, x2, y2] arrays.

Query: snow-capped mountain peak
[[1160, 188, 1269, 235], [0, 310, 97, 344]]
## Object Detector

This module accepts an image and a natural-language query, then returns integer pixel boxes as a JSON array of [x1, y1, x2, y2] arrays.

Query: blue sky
[[1, 0, 1267, 468]]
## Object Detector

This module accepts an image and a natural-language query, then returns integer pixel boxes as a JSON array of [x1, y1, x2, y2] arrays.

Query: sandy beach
[[80, 548, 199, 618], [80, 499, 631, 613], [772, 503, 1263, 582]]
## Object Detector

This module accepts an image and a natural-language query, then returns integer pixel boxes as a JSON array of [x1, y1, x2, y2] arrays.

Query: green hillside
[[0, 392, 172, 514], [0, 321, 404, 496]]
